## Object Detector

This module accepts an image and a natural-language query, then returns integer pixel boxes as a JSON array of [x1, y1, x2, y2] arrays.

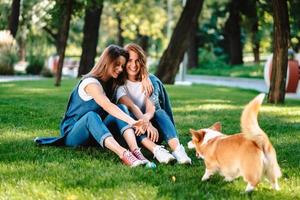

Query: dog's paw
[[245, 183, 255, 193], [187, 141, 195, 149], [224, 176, 235, 182], [201, 175, 210, 181], [273, 183, 281, 191]]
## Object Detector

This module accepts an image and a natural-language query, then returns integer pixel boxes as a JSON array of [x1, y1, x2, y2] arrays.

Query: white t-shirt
[[116, 80, 146, 111], [78, 77, 104, 101]]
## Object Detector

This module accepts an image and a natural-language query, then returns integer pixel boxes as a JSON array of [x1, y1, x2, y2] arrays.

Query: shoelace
[[153, 145, 170, 158], [175, 146, 190, 162], [134, 149, 145, 159], [125, 151, 137, 163], [175, 146, 186, 157]]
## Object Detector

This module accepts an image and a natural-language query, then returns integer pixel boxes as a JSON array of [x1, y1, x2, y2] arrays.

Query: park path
[[1, 75, 299, 99], [176, 74, 300, 100], [0, 75, 44, 82]]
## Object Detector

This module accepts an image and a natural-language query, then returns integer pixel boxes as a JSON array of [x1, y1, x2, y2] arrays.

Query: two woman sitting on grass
[[35, 43, 191, 167]]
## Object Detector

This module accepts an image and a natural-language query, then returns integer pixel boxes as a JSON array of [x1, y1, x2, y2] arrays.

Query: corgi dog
[[189, 94, 281, 192]]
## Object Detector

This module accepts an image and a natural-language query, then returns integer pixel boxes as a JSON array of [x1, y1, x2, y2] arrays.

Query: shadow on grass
[[0, 136, 299, 199]]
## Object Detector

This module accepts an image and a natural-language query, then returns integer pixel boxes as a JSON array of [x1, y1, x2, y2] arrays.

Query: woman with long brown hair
[[35, 45, 149, 167], [116, 43, 191, 164]]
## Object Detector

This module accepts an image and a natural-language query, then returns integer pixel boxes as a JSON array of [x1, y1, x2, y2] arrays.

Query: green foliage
[[41, 67, 54, 77], [0, 79, 299, 199], [189, 49, 264, 78], [0, 0, 10, 30], [289, 0, 300, 51], [197, 49, 228, 69], [26, 54, 45, 75], [0, 48, 18, 75], [198, 0, 228, 56], [0, 30, 18, 75]]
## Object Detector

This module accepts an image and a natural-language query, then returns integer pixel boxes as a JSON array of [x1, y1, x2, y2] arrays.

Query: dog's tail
[[241, 93, 281, 178], [241, 93, 265, 138]]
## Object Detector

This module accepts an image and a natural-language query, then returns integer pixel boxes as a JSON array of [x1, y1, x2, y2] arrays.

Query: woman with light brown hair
[[35, 44, 149, 167], [116, 43, 191, 164]]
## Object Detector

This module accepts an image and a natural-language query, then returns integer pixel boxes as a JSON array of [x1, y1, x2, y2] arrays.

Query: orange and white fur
[[188, 94, 281, 192]]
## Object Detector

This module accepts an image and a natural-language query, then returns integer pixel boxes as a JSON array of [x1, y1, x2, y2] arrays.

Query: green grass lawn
[[189, 63, 264, 79], [0, 79, 299, 199]]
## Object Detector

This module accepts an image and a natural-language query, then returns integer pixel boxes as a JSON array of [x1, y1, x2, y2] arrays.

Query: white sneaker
[[153, 145, 175, 164], [172, 144, 192, 164]]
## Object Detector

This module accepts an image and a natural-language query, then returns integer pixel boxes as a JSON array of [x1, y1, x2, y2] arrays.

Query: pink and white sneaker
[[121, 150, 143, 167], [132, 148, 149, 164]]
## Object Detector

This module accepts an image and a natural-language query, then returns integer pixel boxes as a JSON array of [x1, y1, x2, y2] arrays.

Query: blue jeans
[[65, 104, 131, 148], [136, 109, 178, 144]]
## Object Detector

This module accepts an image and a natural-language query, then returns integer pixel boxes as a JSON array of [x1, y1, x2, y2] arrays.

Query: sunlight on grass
[[0, 79, 299, 199], [262, 106, 300, 123], [0, 83, 16, 88], [174, 104, 238, 112], [201, 99, 232, 104], [20, 88, 56, 93]]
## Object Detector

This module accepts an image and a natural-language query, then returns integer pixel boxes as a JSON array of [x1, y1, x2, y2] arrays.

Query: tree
[[241, 0, 260, 63], [8, 0, 20, 38], [289, 0, 300, 52], [116, 11, 124, 47], [224, 0, 243, 65], [268, 0, 290, 104], [251, 17, 260, 63], [77, 0, 103, 77], [187, 21, 198, 69], [113, 0, 167, 53], [55, 0, 73, 86], [155, 0, 204, 84]]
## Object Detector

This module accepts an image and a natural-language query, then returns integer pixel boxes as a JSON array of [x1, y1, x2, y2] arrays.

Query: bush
[[189, 49, 264, 78], [198, 49, 228, 69], [26, 54, 45, 75], [0, 30, 18, 75], [41, 67, 53, 77]]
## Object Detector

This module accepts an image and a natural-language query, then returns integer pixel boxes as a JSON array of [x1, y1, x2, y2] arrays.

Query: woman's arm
[[85, 83, 136, 126], [118, 95, 155, 122], [143, 97, 155, 121], [141, 76, 153, 97], [118, 95, 144, 119], [119, 95, 158, 142]]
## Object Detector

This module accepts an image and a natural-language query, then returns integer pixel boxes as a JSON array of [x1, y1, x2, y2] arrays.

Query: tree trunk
[[18, 35, 26, 62], [55, 0, 73, 87], [137, 34, 149, 53], [224, 0, 243, 65], [155, 0, 204, 84], [77, 1, 103, 78], [8, 0, 20, 38], [250, 0, 260, 63], [268, 0, 290, 104], [252, 19, 260, 63], [187, 21, 198, 69], [116, 12, 124, 47]]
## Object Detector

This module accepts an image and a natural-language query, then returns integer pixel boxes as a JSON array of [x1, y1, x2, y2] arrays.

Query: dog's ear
[[190, 129, 205, 142], [210, 122, 221, 131]]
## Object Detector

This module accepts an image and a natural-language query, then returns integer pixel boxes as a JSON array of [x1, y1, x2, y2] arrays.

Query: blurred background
[[0, 0, 299, 85]]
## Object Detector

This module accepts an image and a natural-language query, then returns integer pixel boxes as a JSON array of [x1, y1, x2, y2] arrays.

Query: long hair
[[84, 44, 129, 80], [119, 43, 148, 84]]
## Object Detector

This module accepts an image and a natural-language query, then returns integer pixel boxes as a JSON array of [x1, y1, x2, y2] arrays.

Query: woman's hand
[[141, 77, 153, 97], [132, 119, 148, 136], [147, 123, 159, 142]]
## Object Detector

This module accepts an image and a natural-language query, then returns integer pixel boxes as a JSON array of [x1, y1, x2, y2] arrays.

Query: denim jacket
[[148, 74, 175, 125]]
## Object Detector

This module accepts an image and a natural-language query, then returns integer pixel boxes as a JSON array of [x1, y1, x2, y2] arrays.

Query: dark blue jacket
[[35, 78, 105, 145], [148, 74, 175, 125]]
